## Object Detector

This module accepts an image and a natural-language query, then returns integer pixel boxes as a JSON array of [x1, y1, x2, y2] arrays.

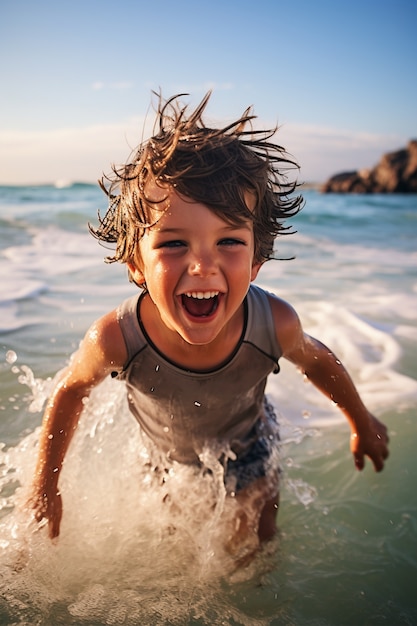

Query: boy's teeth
[[185, 291, 219, 299]]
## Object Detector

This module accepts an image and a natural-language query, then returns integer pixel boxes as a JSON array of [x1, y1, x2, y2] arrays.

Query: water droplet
[[150, 387, 155, 393], [194, 401, 201, 407], [163, 426, 169, 433], [5, 350, 17, 364], [48, 434, 54, 440], [155, 365, 160, 372]]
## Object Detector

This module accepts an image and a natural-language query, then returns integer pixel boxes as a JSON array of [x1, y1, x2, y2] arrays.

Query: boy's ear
[[127, 261, 145, 286], [250, 262, 263, 281]]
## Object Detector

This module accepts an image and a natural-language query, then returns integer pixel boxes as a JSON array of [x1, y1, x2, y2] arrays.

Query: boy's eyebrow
[[154, 223, 252, 234]]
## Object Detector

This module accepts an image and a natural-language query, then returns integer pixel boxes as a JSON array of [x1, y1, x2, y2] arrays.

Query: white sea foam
[[265, 297, 417, 426], [3, 227, 100, 278]]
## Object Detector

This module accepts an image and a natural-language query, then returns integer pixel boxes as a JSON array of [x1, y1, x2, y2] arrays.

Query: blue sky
[[1, 0, 416, 184]]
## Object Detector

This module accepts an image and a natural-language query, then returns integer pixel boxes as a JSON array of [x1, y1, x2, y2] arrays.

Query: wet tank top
[[116, 284, 282, 464]]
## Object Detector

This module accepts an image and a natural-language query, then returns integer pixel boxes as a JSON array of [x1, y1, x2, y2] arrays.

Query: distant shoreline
[[1, 180, 324, 190]]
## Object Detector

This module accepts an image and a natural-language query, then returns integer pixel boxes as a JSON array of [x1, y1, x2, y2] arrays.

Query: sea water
[[0, 184, 416, 625]]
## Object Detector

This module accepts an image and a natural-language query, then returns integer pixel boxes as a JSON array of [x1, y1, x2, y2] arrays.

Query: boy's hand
[[29, 489, 62, 539], [350, 414, 389, 472]]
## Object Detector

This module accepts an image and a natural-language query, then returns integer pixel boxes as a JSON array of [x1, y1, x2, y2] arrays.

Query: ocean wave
[[0, 182, 101, 210], [0, 181, 97, 192]]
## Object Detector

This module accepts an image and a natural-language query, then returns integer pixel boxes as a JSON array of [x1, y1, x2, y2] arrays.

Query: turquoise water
[[0, 184, 416, 625]]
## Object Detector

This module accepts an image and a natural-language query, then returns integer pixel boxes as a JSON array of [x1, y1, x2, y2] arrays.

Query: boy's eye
[[218, 238, 246, 246], [159, 240, 186, 248]]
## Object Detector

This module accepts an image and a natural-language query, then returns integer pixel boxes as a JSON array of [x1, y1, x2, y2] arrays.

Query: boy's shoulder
[[250, 284, 298, 322], [84, 308, 128, 368], [60, 308, 127, 386], [255, 287, 302, 356]]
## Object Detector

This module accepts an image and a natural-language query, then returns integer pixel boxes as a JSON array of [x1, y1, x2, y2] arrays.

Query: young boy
[[29, 92, 389, 556]]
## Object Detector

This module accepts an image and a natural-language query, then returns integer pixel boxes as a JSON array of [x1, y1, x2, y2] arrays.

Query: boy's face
[[128, 188, 261, 347]]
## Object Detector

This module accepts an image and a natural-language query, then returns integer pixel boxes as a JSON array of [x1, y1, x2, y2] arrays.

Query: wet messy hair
[[90, 91, 303, 267]]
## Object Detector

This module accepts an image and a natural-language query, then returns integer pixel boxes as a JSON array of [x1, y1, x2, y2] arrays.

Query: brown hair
[[90, 91, 303, 267]]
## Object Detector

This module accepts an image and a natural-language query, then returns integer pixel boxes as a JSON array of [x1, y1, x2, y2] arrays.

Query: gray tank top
[[116, 284, 282, 464]]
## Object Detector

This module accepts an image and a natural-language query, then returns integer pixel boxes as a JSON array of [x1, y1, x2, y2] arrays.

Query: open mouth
[[181, 291, 220, 318]]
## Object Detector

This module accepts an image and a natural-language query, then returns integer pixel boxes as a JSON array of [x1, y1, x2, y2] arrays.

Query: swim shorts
[[224, 398, 280, 493]]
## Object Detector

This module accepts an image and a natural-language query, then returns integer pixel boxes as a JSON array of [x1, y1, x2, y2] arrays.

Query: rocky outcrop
[[321, 140, 417, 193]]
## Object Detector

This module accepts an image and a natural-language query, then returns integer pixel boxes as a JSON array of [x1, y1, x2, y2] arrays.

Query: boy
[[29, 92, 389, 557]]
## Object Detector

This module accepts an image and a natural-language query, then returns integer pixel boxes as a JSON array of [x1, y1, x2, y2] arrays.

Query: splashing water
[[0, 366, 300, 626]]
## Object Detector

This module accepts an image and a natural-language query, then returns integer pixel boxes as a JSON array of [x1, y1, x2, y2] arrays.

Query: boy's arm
[[269, 295, 389, 472], [29, 310, 127, 538]]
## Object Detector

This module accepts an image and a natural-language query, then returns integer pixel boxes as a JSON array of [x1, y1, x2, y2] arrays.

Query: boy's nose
[[189, 252, 217, 277]]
